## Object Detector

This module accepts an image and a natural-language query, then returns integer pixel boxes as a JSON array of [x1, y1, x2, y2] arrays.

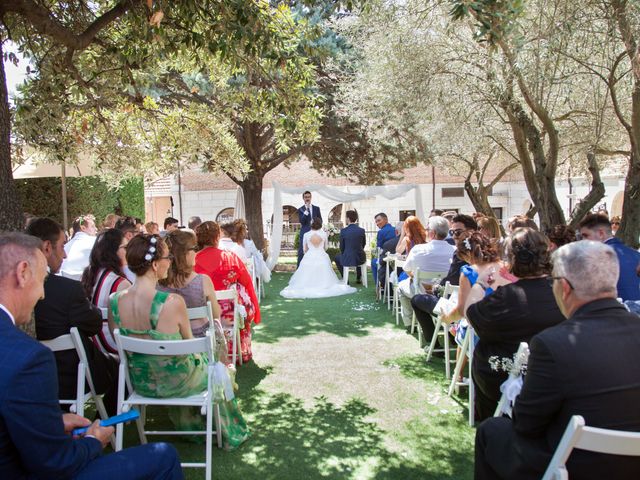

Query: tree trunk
[[618, 151, 640, 248], [239, 172, 265, 252], [464, 181, 495, 217], [0, 41, 24, 231], [568, 151, 606, 228]]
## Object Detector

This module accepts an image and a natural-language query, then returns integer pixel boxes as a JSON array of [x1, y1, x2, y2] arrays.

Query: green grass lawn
[[121, 272, 475, 479]]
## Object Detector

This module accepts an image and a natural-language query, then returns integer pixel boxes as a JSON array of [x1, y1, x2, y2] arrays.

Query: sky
[[3, 45, 29, 100]]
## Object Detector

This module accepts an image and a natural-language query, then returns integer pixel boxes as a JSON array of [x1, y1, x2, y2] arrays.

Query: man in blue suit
[[334, 210, 366, 283], [0, 232, 183, 480], [578, 213, 640, 301], [371, 212, 396, 285], [297, 190, 322, 266]]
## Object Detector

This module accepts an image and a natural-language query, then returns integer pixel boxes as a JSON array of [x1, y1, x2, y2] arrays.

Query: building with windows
[[145, 159, 626, 233]]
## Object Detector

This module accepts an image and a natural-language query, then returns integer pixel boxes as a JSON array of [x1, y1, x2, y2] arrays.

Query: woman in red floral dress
[[194, 221, 260, 363]]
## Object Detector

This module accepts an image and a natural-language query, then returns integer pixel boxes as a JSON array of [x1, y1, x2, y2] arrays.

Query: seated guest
[[26, 218, 119, 416], [161, 217, 179, 237], [219, 222, 249, 261], [61, 214, 97, 280], [188, 216, 202, 230], [507, 214, 538, 232], [102, 213, 119, 230], [395, 215, 427, 255], [145, 221, 160, 235], [232, 219, 271, 283], [475, 240, 640, 479], [195, 221, 260, 364], [371, 212, 396, 285], [579, 213, 640, 301], [378, 221, 403, 289], [108, 234, 249, 449], [0, 232, 183, 479], [114, 216, 139, 282], [410, 214, 477, 340], [611, 215, 621, 235], [464, 228, 565, 421], [81, 228, 132, 355], [158, 230, 222, 338], [477, 216, 502, 240], [397, 216, 455, 330], [546, 224, 576, 251]]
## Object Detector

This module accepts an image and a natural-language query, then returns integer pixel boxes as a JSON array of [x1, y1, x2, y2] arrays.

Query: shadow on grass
[[255, 272, 391, 344], [155, 390, 472, 480]]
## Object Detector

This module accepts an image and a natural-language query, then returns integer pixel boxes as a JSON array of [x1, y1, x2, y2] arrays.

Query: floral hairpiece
[[463, 237, 472, 250], [144, 236, 157, 261]]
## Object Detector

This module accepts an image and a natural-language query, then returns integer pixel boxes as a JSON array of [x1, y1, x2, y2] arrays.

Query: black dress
[[466, 277, 566, 421]]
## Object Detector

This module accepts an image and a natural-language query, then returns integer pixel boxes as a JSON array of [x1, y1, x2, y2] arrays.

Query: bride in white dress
[[280, 219, 357, 299]]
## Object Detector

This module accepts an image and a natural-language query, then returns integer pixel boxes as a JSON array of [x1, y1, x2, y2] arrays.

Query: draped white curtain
[[233, 186, 246, 220], [266, 182, 424, 269]]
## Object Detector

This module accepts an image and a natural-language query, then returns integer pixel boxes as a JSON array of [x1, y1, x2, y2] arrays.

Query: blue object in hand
[[72, 409, 140, 436]]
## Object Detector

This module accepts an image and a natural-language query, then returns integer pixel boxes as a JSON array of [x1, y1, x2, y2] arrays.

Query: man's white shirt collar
[[0, 304, 16, 325]]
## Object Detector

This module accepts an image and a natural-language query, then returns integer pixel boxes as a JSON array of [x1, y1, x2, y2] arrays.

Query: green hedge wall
[[15, 176, 144, 225]]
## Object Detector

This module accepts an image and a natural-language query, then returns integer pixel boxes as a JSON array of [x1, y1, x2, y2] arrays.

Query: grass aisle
[[130, 272, 475, 479]]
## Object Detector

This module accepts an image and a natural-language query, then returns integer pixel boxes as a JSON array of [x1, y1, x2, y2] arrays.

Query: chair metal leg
[[449, 332, 469, 396], [444, 326, 451, 379]]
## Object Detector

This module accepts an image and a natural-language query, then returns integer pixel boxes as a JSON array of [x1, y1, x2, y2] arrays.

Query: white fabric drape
[[233, 186, 246, 220], [266, 182, 424, 269]]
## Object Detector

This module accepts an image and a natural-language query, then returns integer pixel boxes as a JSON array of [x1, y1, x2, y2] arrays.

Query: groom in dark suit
[[334, 210, 366, 283], [297, 191, 322, 266]]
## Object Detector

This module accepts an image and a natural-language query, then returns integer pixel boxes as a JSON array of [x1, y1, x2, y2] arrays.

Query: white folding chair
[[216, 288, 243, 366], [186, 301, 216, 327], [385, 254, 396, 310], [40, 327, 110, 421], [392, 259, 406, 324], [244, 259, 259, 304], [113, 330, 222, 479], [410, 268, 448, 342], [494, 342, 530, 418], [342, 263, 368, 288], [542, 415, 640, 480], [447, 324, 475, 426], [425, 283, 459, 376]]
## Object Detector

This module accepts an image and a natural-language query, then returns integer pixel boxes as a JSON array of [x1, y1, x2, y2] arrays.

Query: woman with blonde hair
[[478, 216, 502, 240]]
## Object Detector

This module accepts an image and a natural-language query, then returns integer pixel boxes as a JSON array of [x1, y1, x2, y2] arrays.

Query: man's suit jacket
[[605, 237, 640, 301], [0, 310, 102, 479], [34, 275, 113, 399], [298, 205, 322, 250], [339, 223, 366, 266], [511, 298, 640, 478]]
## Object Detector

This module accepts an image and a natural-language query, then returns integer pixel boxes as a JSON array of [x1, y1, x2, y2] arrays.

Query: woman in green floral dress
[[108, 234, 249, 450]]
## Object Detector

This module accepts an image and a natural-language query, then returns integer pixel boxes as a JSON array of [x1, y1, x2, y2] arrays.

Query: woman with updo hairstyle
[[195, 221, 261, 364], [546, 224, 576, 251], [396, 216, 427, 255], [109, 233, 249, 448], [232, 218, 271, 284], [81, 228, 132, 355], [477, 216, 502, 241], [219, 221, 248, 261], [462, 228, 565, 421]]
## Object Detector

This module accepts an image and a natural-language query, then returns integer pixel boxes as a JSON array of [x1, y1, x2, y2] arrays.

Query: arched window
[[216, 207, 235, 223], [328, 204, 342, 225]]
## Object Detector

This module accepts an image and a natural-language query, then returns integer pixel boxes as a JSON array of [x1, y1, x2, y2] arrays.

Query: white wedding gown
[[280, 230, 357, 299]]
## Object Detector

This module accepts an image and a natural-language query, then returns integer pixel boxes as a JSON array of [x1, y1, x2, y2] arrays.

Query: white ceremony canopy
[[266, 182, 424, 269]]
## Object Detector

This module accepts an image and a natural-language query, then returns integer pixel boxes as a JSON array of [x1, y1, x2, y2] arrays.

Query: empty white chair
[[342, 263, 368, 288], [494, 342, 530, 418], [40, 326, 110, 421], [391, 259, 406, 324], [215, 288, 243, 366], [542, 415, 640, 480], [113, 329, 222, 479]]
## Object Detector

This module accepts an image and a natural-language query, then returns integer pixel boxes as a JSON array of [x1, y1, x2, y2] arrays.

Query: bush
[[326, 247, 340, 263], [15, 175, 144, 226], [294, 230, 300, 250]]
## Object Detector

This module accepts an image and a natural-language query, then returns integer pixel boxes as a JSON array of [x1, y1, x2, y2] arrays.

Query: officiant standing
[[297, 191, 322, 266]]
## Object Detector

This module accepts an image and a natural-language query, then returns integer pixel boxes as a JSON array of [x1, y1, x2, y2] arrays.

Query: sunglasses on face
[[450, 229, 466, 237]]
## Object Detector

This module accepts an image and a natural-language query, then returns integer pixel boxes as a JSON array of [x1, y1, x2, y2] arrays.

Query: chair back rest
[[186, 301, 216, 322], [100, 307, 109, 320], [542, 415, 640, 480], [215, 288, 237, 302], [414, 269, 448, 282], [40, 332, 74, 352], [113, 329, 214, 396]]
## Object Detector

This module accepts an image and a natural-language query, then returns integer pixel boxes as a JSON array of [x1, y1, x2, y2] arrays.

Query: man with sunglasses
[[475, 240, 640, 479], [410, 214, 478, 346]]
